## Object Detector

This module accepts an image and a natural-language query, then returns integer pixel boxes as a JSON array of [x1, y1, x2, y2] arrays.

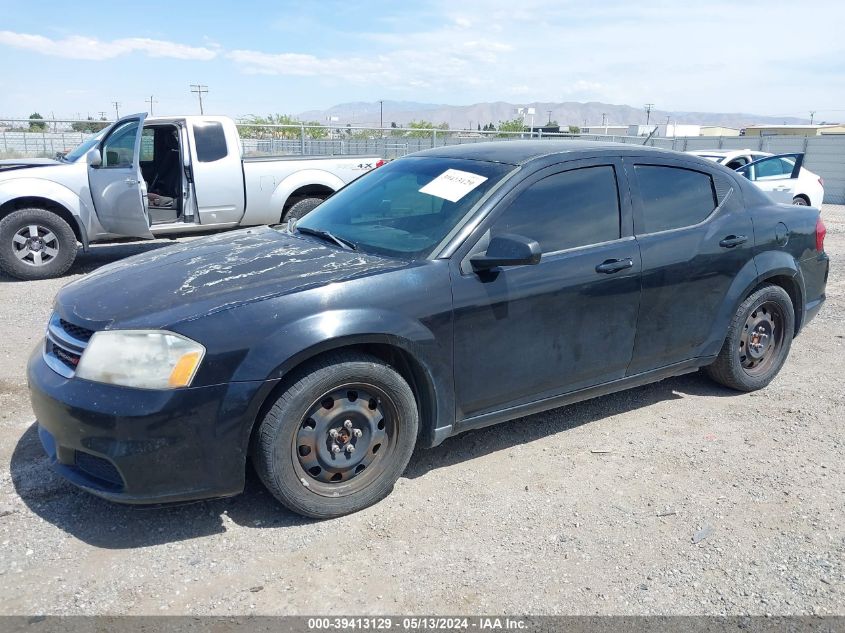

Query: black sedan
[[28, 141, 829, 518]]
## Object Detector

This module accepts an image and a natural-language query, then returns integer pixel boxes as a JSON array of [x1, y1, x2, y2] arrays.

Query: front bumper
[[28, 344, 276, 504]]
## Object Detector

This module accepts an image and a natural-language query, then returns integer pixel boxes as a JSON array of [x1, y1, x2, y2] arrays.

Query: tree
[[238, 114, 298, 139], [568, 125, 580, 134], [496, 118, 524, 136], [405, 120, 449, 138], [28, 112, 47, 131], [71, 117, 108, 133]]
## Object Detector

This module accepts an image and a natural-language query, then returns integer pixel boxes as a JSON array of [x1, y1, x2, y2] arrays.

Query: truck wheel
[[0, 208, 78, 280], [283, 197, 324, 223], [254, 352, 418, 518], [703, 284, 794, 392]]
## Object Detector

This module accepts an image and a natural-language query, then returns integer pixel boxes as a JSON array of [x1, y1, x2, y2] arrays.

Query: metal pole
[[432, 129, 437, 148], [300, 124, 306, 154]]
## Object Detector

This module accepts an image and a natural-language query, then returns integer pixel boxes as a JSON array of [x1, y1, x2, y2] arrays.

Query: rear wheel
[[254, 352, 418, 518], [704, 285, 794, 391], [283, 197, 325, 223], [792, 196, 809, 206], [0, 208, 77, 280]]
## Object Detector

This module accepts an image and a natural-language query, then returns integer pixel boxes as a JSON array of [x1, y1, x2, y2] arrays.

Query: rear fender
[[699, 256, 761, 357], [269, 169, 344, 219], [703, 251, 804, 357]]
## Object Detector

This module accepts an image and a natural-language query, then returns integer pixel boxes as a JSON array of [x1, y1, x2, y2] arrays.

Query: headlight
[[75, 330, 205, 390]]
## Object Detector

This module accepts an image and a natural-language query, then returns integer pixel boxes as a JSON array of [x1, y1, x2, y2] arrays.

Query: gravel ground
[[0, 208, 843, 616]]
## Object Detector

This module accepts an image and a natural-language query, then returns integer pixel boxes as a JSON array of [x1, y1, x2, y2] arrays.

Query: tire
[[0, 208, 78, 280], [703, 284, 795, 392], [792, 196, 809, 206], [254, 352, 418, 518], [283, 197, 324, 223]]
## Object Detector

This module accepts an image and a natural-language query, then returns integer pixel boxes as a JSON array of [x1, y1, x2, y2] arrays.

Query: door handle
[[719, 235, 748, 248], [125, 178, 139, 185], [595, 258, 634, 274]]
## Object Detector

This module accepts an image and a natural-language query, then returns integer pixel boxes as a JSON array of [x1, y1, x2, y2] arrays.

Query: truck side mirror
[[86, 148, 102, 167]]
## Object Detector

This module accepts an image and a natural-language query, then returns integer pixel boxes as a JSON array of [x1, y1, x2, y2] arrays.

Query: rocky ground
[[0, 207, 842, 615]]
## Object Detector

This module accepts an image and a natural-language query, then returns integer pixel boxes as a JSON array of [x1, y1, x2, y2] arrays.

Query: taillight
[[375, 159, 386, 168], [816, 217, 827, 253]]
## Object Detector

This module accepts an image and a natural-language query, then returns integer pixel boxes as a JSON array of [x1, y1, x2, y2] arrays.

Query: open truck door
[[86, 113, 154, 238]]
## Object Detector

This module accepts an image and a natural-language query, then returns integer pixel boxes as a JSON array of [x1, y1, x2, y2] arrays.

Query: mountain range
[[297, 100, 808, 130]]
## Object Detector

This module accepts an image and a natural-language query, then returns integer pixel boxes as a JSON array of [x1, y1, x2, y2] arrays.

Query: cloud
[[0, 30, 218, 61]]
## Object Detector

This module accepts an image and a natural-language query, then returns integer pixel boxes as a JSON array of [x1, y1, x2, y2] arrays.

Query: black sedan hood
[[56, 226, 408, 329]]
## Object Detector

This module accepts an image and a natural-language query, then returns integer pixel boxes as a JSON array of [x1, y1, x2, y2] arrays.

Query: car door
[[449, 158, 642, 420], [625, 157, 756, 374], [87, 113, 153, 238], [736, 153, 804, 204]]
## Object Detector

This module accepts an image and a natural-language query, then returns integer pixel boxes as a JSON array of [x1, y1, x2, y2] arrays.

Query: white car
[[688, 149, 824, 207]]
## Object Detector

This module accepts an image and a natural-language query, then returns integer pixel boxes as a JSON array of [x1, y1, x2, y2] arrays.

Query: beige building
[[742, 124, 843, 137], [700, 126, 741, 137]]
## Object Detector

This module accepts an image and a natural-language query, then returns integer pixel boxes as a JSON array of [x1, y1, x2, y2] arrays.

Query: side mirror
[[86, 148, 102, 167], [470, 234, 541, 272]]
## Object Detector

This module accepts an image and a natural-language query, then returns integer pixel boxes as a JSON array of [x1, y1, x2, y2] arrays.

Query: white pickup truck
[[0, 113, 382, 280]]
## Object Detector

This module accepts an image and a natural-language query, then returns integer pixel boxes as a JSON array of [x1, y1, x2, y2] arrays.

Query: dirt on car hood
[[55, 226, 409, 330]]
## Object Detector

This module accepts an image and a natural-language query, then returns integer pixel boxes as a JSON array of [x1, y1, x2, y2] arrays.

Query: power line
[[190, 84, 208, 114]]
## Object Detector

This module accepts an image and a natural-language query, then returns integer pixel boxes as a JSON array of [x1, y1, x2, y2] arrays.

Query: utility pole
[[378, 99, 384, 130], [601, 113, 607, 126], [810, 111, 816, 124], [112, 101, 121, 119], [644, 103, 654, 126], [98, 111, 107, 121], [146, 95, 158, 116], [665, 114, 671, 136], [547, 110, 553, 125], [190, 84, 208, 114]]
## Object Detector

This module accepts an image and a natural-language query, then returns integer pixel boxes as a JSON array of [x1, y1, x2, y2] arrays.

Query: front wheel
[[253, 352, 418, 518], [0, 208, 78, 280], [703, 284, 794, 392]]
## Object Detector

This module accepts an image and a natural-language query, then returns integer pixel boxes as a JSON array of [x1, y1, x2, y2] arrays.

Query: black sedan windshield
[[292, 157, 514, 259]]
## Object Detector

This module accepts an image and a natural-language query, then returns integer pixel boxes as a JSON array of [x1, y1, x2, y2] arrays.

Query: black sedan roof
[[414, 140, 675, 165]]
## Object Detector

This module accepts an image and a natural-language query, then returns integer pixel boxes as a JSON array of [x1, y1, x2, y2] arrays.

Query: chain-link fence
[[2, 119, 843, 204]]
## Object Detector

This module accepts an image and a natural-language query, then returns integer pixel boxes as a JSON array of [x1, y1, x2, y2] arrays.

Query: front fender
[[0, 177, 99, 245], [231, 308, 454, 449], [269, 169, 345, 212]]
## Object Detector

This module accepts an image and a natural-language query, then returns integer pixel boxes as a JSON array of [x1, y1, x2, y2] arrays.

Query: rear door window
[[634, 165, 717, 233], [193, 121, 228, 162], [490, 165, 621, 253]]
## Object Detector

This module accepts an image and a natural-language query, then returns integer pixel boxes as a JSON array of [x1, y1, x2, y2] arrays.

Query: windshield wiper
[[296, 226, 357, 251]]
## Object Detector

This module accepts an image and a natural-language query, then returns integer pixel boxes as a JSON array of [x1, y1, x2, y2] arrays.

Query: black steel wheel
[[254, 352, 418, 518], [293, 384, 397, 496], [704, 284, 794, 392]]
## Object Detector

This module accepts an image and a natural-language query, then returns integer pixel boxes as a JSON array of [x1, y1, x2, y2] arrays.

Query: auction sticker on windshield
[[419, 169, 489, 203]]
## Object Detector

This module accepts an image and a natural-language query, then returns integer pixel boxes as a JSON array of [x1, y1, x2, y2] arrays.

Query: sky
[[0, 0, 843, 121]]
